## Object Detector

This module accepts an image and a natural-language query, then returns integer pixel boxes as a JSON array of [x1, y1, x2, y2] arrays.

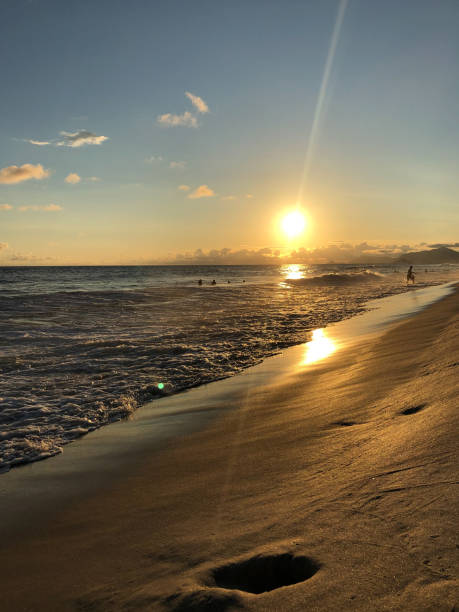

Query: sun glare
[[302, 329, 337, 365], [281, 210, 306, 239]]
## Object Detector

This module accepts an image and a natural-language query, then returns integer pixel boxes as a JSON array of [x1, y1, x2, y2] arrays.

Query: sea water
[[1, 263, 457, 471]]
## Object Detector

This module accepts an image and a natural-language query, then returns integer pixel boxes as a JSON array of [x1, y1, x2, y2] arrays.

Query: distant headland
[[394, 246, 459, 265]]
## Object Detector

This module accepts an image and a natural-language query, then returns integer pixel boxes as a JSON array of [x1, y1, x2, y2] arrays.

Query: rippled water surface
[[1, 263, 458, 471]]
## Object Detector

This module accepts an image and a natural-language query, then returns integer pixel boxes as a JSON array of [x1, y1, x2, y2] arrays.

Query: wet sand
[[1, 285, 458, 611]]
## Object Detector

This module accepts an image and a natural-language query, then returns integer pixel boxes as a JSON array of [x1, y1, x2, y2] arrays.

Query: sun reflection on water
[[302, 328, 337, 365], [281, 264, 305, 281]]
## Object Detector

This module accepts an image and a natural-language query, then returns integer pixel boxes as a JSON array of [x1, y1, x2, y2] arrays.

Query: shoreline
[[2, 268, 457, 473], [1, 283, 458, 610], [1, 281, 455, 479], [0, 283, 454, 511]]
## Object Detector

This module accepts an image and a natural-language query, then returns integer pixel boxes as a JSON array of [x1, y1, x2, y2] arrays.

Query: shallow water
[[1, 263, 458, 471]]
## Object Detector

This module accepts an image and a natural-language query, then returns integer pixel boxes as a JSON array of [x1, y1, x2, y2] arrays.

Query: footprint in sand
[[332, 420, 359, 427], [209, 552, 321, 594], [167, 553, 321, 610], [401, 404, 427, 416]]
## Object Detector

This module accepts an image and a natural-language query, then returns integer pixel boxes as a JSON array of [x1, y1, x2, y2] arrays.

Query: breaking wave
[[286, 270, 385, 287]]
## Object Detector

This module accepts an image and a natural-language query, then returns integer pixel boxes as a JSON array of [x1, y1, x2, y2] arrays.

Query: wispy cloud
[[44, 204, 62, 211], [25, 130, 108, 148], [178, 184, 190, 191], [185, 92, 209, 114], [145, 156, 187, 169], [65, 173, 81, 184], [0, 163, 50, 185], [4, 250, 57, 264], [187, 184, 216, 199], [0, 242, 8, 251], [65, 173, 100, 183], [57, 130, 108, 147], [220, 194, 252, 201], [18, 204, 63, 212], [0, 204, 13, 211], [169, 161, 187, 169], [157, 92, 210, 128], [157, 111, 197, 128], [27, 139, 51, 146]]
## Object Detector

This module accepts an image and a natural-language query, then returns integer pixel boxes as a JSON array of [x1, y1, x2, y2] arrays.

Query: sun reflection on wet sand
[[302, 328, 337, 365]]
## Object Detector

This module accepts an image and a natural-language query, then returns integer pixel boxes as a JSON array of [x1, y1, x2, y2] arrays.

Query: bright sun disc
[[281, 210, 306, 239]]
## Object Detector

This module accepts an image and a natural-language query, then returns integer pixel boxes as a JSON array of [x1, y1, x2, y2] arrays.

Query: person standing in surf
[[406, 266, 415, 285]]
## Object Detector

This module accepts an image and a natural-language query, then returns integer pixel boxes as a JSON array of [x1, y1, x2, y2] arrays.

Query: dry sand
[[1, 287, 458, 611]]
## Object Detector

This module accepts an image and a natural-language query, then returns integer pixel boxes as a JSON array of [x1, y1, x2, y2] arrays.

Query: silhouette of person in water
[[198, 279, 203, 285], [211, 279, 216, 285], [406, 266, 415, 285]]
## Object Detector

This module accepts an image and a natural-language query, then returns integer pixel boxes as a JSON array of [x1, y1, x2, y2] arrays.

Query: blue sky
[[0, 0, 458, 264]]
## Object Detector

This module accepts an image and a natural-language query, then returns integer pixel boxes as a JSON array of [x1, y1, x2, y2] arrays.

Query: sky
[[0, 0, 458, 265]]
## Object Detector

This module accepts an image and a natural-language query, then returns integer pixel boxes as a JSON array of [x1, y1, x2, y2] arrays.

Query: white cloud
[[65, 173, 99, 183], [187, 184, 216, 199], [27, 139, 51, 146], [57, 130, 109, 147], [0, 204, 13, 210], [65, 173, 81, 184], [157, 92, 210, 128], [157, 111, 197, 128], [0, 163, 50, 185], [145, 155, 163, 163], [18, 204, 63, 212], [25, 130, 108, 148], [185, 92, 209, 114], [178, 184, 190, 191], [169, 161, 187, 169]]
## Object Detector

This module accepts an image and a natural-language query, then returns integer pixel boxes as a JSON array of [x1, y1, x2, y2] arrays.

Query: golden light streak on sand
[[302, 328, 337, 364]]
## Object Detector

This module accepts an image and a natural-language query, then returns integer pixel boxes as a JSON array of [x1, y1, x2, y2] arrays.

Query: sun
[[281, 210, 306, 239]]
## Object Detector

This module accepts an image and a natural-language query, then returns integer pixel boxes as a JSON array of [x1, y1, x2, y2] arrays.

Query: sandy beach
[[1, 285, 458, 611]]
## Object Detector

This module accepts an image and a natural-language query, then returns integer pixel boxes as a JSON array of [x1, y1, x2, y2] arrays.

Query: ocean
[[1, 263, 458, 472]]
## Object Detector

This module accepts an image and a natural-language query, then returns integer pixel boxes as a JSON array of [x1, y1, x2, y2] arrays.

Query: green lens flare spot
[[157, 383, 164, 390]]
